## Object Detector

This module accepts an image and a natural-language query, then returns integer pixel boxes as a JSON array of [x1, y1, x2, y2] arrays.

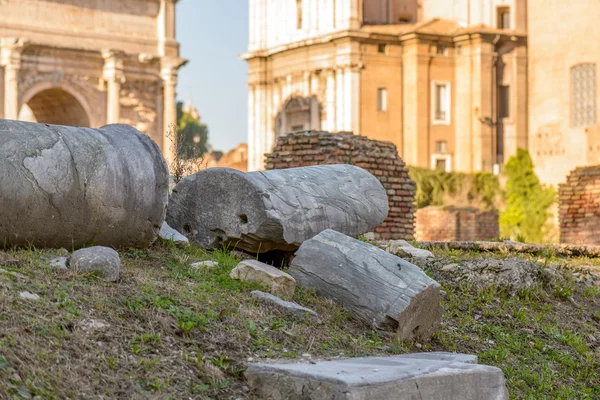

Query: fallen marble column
[[289, 229, 442, 339], [166, 164, 388, 252], [0, 120, 169, 248], [245, 352, 509, 400]]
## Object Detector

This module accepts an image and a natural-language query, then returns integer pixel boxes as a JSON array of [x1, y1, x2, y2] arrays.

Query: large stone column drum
[[0, 119, 169, 248], [166, 165, 389, 252]]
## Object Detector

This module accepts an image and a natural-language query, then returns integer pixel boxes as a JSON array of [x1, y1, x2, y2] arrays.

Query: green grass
[[0, 243, 598, 399]]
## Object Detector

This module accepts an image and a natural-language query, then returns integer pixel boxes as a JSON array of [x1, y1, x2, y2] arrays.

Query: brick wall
[[265, 131, 415, 240], [559, 166, 600, 244], [415, 206, 499, 241]]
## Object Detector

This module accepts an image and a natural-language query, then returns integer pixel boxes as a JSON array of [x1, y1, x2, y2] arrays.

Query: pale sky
[[176, 1, 249, 152]]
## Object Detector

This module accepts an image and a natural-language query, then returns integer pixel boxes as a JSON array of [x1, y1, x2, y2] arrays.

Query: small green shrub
[[499, 149, 556, 243]]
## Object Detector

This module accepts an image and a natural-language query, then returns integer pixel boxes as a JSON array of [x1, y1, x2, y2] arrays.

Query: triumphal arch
[[0, 0, 185, 162]]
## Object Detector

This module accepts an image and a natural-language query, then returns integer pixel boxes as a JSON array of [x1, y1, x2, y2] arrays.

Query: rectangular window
[[497, 7, 510, 29], [571, 63, 597, 127], [296, 0, 303, 30], [377, 88, 388, 111], [498, 85, 510, 119], [435, 140, 448, 153], [435, 158, 448, 171], [378, 44, 387, 54], [436, 45, 446, 55], [433, 82, 450, 123]]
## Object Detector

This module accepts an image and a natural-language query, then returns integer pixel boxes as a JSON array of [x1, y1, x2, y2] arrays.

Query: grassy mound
[[0, 242, 598, 399]]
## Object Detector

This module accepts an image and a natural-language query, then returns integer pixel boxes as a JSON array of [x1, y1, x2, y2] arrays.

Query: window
[[435, 158, 448, 171], [378, 44, 387, 54], [498, 85, 510, 119], [377, 88, 388, 111], [435, 140, 448, 154], [431, 154, 451, 172], [436, 45, 447, 55], [571, 63, 597, 127], [296, 0, 303, 30], [497, 7, 510, 29], [456, 45, 463, 56], [432, 82, 450, 123]]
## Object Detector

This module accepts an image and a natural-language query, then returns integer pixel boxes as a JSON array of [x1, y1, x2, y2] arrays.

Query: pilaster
[[0, 38, 27, 120], [102, 49, 126, 125], [160, 56, 188, 166], [325, 69, 336, 131]]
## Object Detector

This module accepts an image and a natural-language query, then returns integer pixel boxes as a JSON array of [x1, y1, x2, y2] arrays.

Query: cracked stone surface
[[289, 230, 442, 339], [0, 120, 169, 249], [166, 165, 388, 252], [245, 352, 508, 400], [69, 246, 120, 282]]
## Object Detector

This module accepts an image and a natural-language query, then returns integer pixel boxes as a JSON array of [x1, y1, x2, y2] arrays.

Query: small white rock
[[190, 261, 219, 270], [48, 257, 68, 270], [79, 319, 110, 330], [19, 291, 40, 300]]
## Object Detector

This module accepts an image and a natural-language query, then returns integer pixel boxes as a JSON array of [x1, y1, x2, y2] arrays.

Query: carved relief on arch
[[18, 70, 105, 127], [119, 79, 161, 140]]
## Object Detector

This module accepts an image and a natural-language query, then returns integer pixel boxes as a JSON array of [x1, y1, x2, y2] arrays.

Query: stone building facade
[[243, 0, 528, 174], [528, 0, 600, 186], [0, 0, 184, 163]]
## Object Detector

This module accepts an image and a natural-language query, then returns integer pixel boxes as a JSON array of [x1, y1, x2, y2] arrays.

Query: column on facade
[[265, 80, 276, 153], [303, 71, 311, 97], [310, 72, 321, 129], [102, 49, 125, 125], [454, 36, 474, 172], [402, 39, 430, 167], [248, 83, 258, 171], [344, 65, 360, 135], [160, 56, 187, 166], [335, 67, 345, 131], [471, 37, 495, 172], [158, 0, 177, 57], [325, 68, 336, 131], [0, 38, 27, 120], [255, 82, 267, 169], [510, 44, 528, 160]]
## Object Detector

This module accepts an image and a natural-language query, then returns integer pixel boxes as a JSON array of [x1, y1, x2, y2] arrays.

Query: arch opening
[[274, 95, 321, 138], [19, 88, 91, 127]]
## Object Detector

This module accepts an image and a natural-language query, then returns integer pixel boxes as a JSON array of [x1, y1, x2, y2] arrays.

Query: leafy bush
[[408, 167, 502, 210]]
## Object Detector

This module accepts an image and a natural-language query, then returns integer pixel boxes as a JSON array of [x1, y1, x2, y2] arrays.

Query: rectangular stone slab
[[245, 352, 508, 400]]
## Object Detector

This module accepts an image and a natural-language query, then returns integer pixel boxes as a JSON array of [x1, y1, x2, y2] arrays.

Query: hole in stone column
[[412, 325, 421, 335], [239, 214, 249, 224], [183, 224, 192, 234]]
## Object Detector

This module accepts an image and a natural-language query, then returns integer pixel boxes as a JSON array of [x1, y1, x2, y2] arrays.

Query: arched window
[[571, 63, 597, 127], [296, 0, 303, 30]]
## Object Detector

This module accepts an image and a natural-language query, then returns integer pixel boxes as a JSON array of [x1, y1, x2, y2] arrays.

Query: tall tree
[[500, 149, 556, 243], [176, 101, 209, 159]]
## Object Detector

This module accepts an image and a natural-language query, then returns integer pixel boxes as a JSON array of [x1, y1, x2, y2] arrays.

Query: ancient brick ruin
[[415, 206, 499, 242], [265, 131, 415, 240], [559, 166, 600, 244]]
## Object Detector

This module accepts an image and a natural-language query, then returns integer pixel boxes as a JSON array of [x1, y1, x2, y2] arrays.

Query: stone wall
[[265, 131, 415, 240], [559, 166, 600, 244], [415, 206, 499, 242]]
